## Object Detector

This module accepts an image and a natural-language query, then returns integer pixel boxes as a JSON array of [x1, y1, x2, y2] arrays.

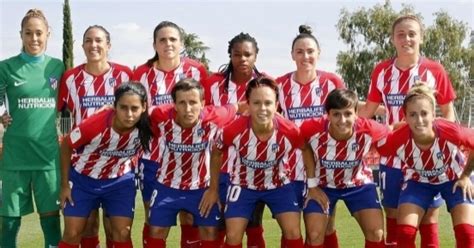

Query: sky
[[0, 0, 472, 77]]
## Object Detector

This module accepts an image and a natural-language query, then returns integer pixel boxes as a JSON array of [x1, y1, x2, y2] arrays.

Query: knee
[[200, 227, 218, 240], [305, 228, 325, 245], [365, 228, 384, 242], [113, 225, 131, 242], [63, 228, 84, 244], [225, 229, 244, 244]]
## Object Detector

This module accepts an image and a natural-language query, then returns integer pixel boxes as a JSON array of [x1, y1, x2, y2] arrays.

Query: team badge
[[177, 73, 186, 80], [271, 143, 279, 153], [351, 143, 359, 151], [436, 152, 443, 160], [197, 128, 204, 137], [314, 87, 322, 96], [109, 77, 116, 87], [133, 137, 140, 144], [49, 77, 58, 90], [413, 75, 421, 84]]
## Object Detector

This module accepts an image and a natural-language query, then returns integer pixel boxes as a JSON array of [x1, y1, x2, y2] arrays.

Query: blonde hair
[[391, 14, 424, 37], [403, 83, 436, 112], [21, 9, 49, 31]]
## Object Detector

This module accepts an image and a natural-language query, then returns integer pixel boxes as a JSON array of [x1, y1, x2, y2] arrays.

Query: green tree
[[62, 0, 74, 70], [182, 32, 210, 71], [336, 0, 472, 107]]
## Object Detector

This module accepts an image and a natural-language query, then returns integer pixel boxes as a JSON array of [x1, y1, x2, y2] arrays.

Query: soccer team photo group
[[0, 1, 473, 248]]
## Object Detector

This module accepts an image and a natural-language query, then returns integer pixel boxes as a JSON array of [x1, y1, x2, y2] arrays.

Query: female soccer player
[[145, 78, 238, 248], [377, 83, 474, 247], [276, 25, 345, 247], [132, 20, 208, 247], [57, 25, 133, 247], [0, 9, 64, 248], [58, 82, 152, 248], [211, 77, 304, 248], [358, 14, 457, 247], [202, 32, 265, 247], [300, 88, 387, 248]]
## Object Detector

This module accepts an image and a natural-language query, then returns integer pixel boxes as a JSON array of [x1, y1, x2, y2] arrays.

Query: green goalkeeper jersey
[[0, 52, 64, 170]]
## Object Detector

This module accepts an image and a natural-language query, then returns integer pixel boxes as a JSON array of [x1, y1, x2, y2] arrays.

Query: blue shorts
[[148, 182, 221, 227], [219, 172, 231, 205], [224, 183, 299, 220], [290, 180, 306, 209], [138, 158, 160, 202], [379, 164, 443, 208], [63, 169, 136, 218], [304, 184, 381, 215], [399, 180, 473, 212]]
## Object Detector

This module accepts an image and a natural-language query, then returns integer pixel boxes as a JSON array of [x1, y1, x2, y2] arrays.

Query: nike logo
[[186, 240, 200, 245], [215, 215, 221, 221], [14, 81, 27, 87], [56, 200, 61, 205], [293, 201, 299, 206]]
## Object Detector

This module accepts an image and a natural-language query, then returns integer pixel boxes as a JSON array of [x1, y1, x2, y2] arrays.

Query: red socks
[[419, 223, 439, 248], [106, 239, 113, 248], [396, 224, 417, 248], [111, 240, 133, 248], [223, 243, 242, 248], [80, 236, 99, 248], [145, 237, 166, 248], [454, 224, 474, 248], [142, 223, 150, 248], [324, 231, 339, 248], [201, 240, 220, 248], [246, 225, 265, 248], [385, 217, 397, 246], [365, 240, 385, 248], [58, 241, 79, 248], [304, 243, 324, 248], [180, 224, 200, 248], [217, 230, 226, 247], [283, 237, 304, 248]]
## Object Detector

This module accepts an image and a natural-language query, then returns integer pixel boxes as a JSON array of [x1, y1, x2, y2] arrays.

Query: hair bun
[[299, 25, 312, 35]]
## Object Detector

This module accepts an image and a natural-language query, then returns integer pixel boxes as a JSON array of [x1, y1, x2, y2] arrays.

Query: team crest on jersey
[[177, 73, 186, 81], [351, 143, 359, 151], [314, 87, 322, 96], [49, 77, 58, 89], [133, 137, 140, 144], [197, 128, 205, 137], [108, 77, 116, 87], [271, 143, 279, 153], [413, 75, 421, 83], [436, 152, 443, 160]]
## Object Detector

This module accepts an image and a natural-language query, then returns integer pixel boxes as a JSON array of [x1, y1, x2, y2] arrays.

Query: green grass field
[[15, 197, 456, 247]]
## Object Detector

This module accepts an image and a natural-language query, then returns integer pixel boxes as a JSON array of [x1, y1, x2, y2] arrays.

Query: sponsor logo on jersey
[[80, 95, 115, 108], [417, 165, 447, 177], [13, 81, 27, 87], [154, 94, 173, 105], [386, 94, 405, 107], [241, 157, 278, 169], [100, 148, 137, 157], [49, 77, 58, 89], [287, 106, 325, 120], [167, 141, 208, 153], [320, 159, 360, 169], [18, 97, 55, 109]]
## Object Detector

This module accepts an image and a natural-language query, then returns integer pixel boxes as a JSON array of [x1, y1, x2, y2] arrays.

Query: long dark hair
[[146, 21, 184, 67], [114, 82, 152, 152], [218, 32, 262, 93]]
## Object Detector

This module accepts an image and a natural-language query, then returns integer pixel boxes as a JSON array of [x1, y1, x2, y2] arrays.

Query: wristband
[[307, 177, 317, 188]]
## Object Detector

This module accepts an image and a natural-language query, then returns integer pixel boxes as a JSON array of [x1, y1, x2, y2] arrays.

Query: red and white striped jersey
[[133, 58, 207, 161], [300, 117, 388, 189], [150, 104, 236, 190], [377, 119, 474, 184], [58, 63, 132, 126], [67, 109, 141, 179], [202, 72, 263, 174], [367, 57, 456, 125], [276, 71, 345, 181], [217, 115, 303, 190]]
